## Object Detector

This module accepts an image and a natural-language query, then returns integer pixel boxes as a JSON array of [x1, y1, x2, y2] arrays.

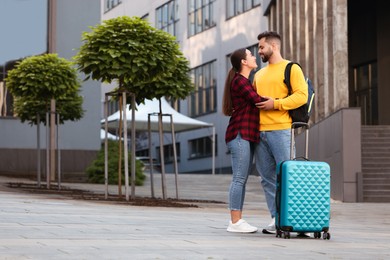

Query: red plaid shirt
[[225, 73, 262, 144]]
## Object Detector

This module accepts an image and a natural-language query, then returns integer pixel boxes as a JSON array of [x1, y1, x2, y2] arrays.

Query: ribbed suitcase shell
[[276, 160, 331, 233]]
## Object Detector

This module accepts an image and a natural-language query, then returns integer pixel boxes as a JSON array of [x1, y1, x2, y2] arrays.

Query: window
[[226, 0, 261, 19], [106, 100, 119, 117], [156, 0, 179, 36], [188, 0, 216, 36], [165, 96, 180, 112], [189, 136, 216, 159], [104, 0, 122, 12], [0, 79, 13, 117], [156, 143, 180, 163], [189, 61, 217, 117], [136, 149, 150, 158], [0, 60, 21, 117], [226, 44, 261, 83], [353, 61, 378, 125]]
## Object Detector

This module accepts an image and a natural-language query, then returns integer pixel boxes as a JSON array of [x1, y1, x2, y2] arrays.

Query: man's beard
[[261, 49, 272, 62]]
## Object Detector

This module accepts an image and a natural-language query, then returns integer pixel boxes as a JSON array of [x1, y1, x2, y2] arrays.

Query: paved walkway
[[0, 173, 389, 259]]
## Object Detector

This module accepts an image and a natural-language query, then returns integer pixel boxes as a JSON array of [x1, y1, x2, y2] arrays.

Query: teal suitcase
[[275, 123, 331, 239]]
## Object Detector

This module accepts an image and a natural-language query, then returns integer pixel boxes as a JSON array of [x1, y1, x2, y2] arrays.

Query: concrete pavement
[[0, 173, 389, 259]]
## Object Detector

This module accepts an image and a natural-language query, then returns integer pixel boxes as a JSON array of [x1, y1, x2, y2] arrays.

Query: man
[[253, 31, 308, 234]]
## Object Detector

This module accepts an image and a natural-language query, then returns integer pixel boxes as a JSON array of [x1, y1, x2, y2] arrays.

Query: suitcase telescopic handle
[[290, 122, 309, 160]]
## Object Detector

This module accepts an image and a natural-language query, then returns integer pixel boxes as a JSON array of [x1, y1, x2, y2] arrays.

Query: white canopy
[[100, 129, 120, 141], [101, 97, 216, 200], [102, 98, 213, 132]]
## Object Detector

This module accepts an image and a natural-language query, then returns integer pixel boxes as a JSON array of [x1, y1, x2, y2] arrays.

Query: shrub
[[86, 140, 146, 185]]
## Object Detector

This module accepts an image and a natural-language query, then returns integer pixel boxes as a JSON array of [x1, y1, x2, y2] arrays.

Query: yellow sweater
[[253, 60, 308, 131]]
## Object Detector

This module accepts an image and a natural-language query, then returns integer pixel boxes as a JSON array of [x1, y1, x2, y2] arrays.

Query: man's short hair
[[257, 31, 281, 44]]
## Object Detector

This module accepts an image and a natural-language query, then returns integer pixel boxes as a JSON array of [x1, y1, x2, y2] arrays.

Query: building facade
[[262, 0, 390, 202], [2, 0, 389, 201], [0, 0, 101, 178], [102, 0, 268, 174], [103, 0, 390, 202]]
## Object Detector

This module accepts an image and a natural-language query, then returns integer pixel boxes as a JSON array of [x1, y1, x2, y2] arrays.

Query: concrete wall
[[377, 1, 390, 124], [295, 108, 362, 202], [264, 0, 349, 123], [102, 0, 268, 174], [0, 0, 101, 177], [348, 0, 390, 124]]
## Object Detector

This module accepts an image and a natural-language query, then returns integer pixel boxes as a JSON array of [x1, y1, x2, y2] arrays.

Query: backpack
[[284, 62, 315, 123]]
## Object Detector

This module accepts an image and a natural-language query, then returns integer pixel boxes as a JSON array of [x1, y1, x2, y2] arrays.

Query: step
[[361, 126, 390, 202], [362, 165, 390, 170], [363, 196, 390, 202], [362, 167, 390, 171]]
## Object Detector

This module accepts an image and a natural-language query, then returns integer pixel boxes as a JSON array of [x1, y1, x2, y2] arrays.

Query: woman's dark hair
[[222, 48, 247, 116]]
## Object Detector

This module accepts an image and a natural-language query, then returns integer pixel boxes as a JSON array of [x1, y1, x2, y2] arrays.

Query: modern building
[[101, 0, 268, 175], [0, 0, 101, 179], [262, 0, 390, 203], [1, 0, 389, 202], [102, 0, 390, 202]]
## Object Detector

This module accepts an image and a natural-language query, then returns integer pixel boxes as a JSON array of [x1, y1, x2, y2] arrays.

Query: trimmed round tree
[[74, 16, 193, 102], [74, 16, 194, 200], [6, 53, 84, 124], [6, 53, 84, 187]]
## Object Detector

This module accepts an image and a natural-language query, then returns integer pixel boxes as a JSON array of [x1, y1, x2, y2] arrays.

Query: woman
[[222, 48, 262, 233]]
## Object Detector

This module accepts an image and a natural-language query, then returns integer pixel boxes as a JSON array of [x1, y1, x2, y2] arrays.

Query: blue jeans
[[254, 129, 292, 218], [227, 133, 255, 211]]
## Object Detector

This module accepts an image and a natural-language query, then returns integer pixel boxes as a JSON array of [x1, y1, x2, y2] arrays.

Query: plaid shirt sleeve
[[225, 74, 262, 144]]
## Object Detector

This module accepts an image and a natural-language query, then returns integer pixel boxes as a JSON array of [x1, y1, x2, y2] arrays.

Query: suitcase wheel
[[276, 229, 291, 239], [283, 231, 290, 239], [323, 231, 331, 240]]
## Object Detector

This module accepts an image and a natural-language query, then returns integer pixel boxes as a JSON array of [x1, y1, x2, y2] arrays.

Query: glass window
[[226, 0, 261, 19], [189, 61, 217, 117], [156, 0, 179, 37], [165, 97, 180, 112], [156, 143, 180, 163], [353, 62, 378, 125], [188, 136, 216, 159], [104, 0, 122, 12], [188, 0, 216, 37]]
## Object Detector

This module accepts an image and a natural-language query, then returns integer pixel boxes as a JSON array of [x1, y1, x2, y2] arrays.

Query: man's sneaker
[[227, 219, 258, 233], [262, 217, 276, 234]]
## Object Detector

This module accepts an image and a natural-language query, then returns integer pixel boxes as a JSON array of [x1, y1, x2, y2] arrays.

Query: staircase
[[360, 125, 390, 202]]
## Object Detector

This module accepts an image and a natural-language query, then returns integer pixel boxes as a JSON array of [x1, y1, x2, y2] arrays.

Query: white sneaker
[[262, 217, 276, 234], [227, 219, 258, 233]]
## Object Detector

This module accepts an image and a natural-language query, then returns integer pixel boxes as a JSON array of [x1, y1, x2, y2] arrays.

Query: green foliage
[[6, 53, 84, 125], [74, 16, 194, 104], [86, 140, 146, 185]]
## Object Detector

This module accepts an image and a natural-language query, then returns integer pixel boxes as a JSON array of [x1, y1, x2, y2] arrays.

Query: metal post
[[57, 113, 61, 190], [104, 94, 109, 199], [50, 99, 56, 183], [37, 114, 41, 187], [46, 112, 50, 188], [148, 114, 155, 198], [158, 112, 167, 199], [130, 94, 136, 200], [169, 115, 179, 199], [123, 92, 129, 201], [212, 127, 216, 175]]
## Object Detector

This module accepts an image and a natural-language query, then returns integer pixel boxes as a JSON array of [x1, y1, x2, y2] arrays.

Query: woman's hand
[[256, 96, 274, 110]]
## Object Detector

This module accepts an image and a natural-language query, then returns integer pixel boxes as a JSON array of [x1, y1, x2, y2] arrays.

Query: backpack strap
[[283, 62, 302, 95]]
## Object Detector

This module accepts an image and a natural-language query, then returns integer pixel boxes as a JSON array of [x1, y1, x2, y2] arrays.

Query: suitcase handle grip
[[292, 122, 309, 129], [290, 122, 310, 160]]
